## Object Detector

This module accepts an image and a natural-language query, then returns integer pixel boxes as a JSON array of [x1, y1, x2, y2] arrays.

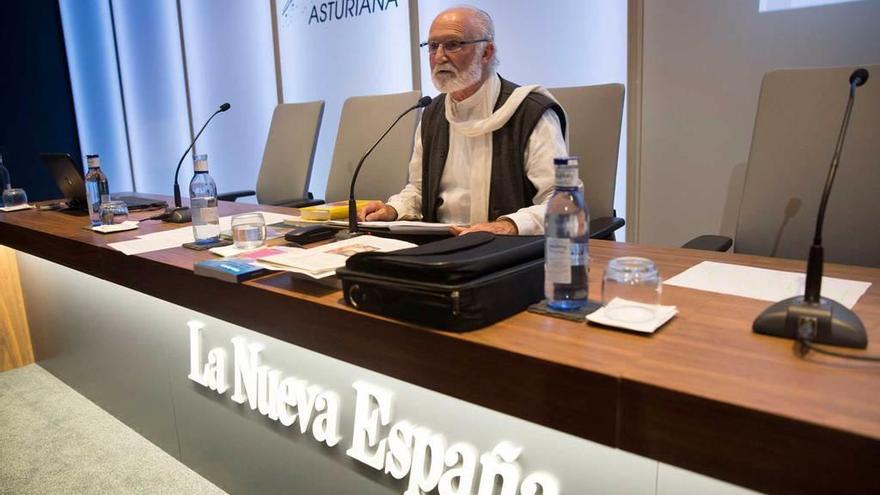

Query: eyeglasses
[[419, 39, 490, 54]]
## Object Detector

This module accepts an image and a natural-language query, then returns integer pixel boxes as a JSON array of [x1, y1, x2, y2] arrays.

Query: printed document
[[664, 261, 871, 309], [257, 236, 415, 279]]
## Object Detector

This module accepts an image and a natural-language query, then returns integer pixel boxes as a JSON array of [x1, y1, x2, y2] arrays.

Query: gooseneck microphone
[[753, 68, 869, 349], [162, 102, 231, 223], [338, 96, 433, 239]]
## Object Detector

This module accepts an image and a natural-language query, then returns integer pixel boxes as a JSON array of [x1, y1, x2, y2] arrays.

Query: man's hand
[[358, 201, 398, 221], [450, 218, 518, 236]]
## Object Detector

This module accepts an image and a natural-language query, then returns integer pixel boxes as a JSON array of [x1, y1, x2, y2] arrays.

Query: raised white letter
[[277, 377, 304, 427], [187, 321, 207, 385], [258, 368, 282, 419], [347, 381, 393, 470], [438, 442, 479, 495], [520, 472, 560, 495], [477, 442, 523, 495], [385, 420, 414, 480], [204, 347, 228, 394], [312, 390, 342, 447], [230, 337, 264, 409], [295, 384, 322, 434], [405, 427, 447, 495]]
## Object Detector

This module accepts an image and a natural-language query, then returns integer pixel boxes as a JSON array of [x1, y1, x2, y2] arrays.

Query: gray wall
[[636, 0, 880, 246]]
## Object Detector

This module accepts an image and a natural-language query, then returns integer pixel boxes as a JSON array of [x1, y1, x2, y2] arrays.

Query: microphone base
[[334, 230, 366, 241], [753, 296, 867, 349], [162, 206, 192, 224]]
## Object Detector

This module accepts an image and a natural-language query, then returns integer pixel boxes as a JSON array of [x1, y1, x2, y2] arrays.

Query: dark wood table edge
[[618, 377, 880, 494]]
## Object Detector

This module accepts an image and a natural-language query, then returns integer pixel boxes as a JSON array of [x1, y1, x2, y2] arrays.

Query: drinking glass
[[231, 212, 267, 249], [2, 188, 28, 208], [98, 200, 129, 225], [601, 257, 662, 323]]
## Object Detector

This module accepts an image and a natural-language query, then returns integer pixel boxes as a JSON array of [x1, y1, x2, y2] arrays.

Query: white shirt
[[386, 74, 567, 235]]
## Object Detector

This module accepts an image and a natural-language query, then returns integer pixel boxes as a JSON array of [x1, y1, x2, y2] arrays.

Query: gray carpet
[[0, 364, 226, 495]]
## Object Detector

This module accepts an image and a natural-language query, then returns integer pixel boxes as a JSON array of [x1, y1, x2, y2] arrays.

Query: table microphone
[[162, 102, 231, 223], [752, 68, 869, 349], [336, 96, 433, 240]]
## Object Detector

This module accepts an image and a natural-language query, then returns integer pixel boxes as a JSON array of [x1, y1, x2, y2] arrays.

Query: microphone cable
[[795, 319, 880, 362], [139, 212, 169, 222]]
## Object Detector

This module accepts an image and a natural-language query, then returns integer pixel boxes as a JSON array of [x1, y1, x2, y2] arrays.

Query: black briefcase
[[336, 232, 545, 332]]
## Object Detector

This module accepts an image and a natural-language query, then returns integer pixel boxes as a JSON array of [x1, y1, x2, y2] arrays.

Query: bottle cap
[[553, 156, 579, 187], [193, 154, 209, 172], [86, 154, 101, 168]]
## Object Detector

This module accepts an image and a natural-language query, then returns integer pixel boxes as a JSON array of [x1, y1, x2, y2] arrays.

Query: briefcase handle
[[388, 231, 495, 256]]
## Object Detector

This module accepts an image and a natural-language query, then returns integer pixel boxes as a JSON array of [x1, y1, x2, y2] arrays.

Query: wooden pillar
[[0, 245, 33, 371]]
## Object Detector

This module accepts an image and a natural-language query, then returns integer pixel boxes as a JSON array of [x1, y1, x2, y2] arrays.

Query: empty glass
[[2, 188, 28, 208], [601, 257, 662, 323], [231, 212, 267, 249], [98, 200, 129, 225]]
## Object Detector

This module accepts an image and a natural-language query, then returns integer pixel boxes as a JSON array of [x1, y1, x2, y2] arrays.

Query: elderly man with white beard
[[357, 5, 568, 235]]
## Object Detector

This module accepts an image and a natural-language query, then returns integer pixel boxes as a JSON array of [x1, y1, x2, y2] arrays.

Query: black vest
[[420, 76, 567, 223]]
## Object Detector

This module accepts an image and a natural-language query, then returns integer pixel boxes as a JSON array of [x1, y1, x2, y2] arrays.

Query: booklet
[[194, 258, 268, 283]]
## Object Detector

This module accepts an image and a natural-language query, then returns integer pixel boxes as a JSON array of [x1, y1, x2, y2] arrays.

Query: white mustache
[[433, 63, 457, 76]]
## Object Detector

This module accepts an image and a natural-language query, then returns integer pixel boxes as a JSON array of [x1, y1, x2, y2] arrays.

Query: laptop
[[40, 153, 167, 211]]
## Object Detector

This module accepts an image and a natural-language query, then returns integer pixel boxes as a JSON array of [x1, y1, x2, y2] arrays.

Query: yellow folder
[[298, 200, 376, 221]]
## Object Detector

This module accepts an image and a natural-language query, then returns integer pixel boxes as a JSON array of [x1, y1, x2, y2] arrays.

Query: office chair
[[317, 90, 422, 204], [684, 65, 880, 267], [549, 84, 626, 240], [218, 100, 324, 206]]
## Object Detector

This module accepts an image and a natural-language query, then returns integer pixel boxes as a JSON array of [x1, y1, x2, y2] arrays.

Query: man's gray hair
[[452, 5, 499, 70]]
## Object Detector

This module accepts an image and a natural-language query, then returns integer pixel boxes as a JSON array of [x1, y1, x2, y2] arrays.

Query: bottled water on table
[[84, 154, 110, 226], [544, 156, 590, 310], [189, 154, 220, 244]]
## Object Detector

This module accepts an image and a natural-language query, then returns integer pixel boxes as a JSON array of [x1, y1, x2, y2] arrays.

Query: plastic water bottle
[[544, 156, 590, 310], [189, 154, 220, 244], [84, 154, 110, 226]]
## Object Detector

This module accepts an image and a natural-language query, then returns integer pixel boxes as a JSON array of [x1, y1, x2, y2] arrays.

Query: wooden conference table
[[1, 197, 878, 494]]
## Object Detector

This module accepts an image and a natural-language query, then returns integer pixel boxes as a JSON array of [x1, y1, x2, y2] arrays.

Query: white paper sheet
[[107, 212, 296, 256], [108, 226, 194, 255], [663, 261, 872, 309], [0, 204, 33, 212], [91, 220, 139, 234]]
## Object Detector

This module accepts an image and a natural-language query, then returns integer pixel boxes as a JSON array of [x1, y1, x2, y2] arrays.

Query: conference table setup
[[1, 195, 877, 495]]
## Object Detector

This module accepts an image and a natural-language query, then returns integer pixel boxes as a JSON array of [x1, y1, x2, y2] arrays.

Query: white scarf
[[443, 74, 567, 224]]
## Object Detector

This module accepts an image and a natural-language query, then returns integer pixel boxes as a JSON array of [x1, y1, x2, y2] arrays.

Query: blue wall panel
[[110, 0, 191, 196], [58, 0, 130, 190], [178, 0, 278, 201]]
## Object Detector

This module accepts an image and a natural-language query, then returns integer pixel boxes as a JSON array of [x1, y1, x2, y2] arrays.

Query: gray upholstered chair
[[218, 100, 324, 206], [549, 84, 626, 240], [318, 90, 422, 204], [684, 65, 880, 267]]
